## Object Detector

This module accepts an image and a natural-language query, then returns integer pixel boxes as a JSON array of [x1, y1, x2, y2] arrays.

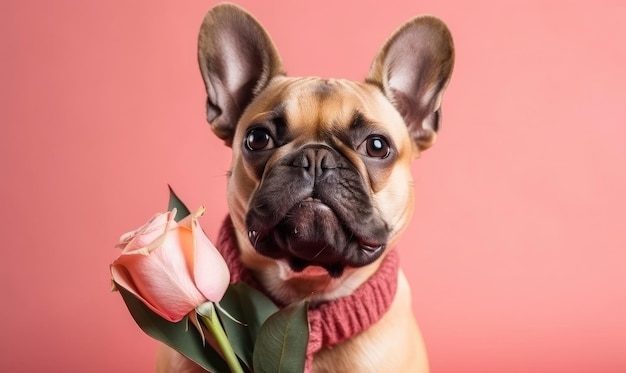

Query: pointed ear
[[367, 16, 454, 151], [198, 4, 284, 146]]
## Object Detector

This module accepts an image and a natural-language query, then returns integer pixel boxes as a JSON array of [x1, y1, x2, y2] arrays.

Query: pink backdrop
[[2, 1, 625, 372]]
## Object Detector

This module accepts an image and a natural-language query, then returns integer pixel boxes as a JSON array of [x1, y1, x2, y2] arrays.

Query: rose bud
[[111, 207, 229, 322]]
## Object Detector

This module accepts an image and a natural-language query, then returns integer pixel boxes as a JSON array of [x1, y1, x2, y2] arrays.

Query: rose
[[110, 195, 306, 373], [111, 206, 244, 372], [110, 207, 230, 322]]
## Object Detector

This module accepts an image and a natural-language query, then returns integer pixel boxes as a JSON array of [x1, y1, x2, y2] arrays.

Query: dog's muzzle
[[245, 144, 389, 277]]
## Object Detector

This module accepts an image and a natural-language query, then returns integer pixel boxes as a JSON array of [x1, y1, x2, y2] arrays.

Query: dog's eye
[[364, 136, 390, 158], [245, 128, 274, 151]]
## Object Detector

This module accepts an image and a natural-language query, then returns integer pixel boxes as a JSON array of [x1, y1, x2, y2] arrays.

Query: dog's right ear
[[198, 4, 284, 146]]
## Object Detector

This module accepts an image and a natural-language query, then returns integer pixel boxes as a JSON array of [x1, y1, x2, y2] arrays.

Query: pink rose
[[111, 207, 230, 322]]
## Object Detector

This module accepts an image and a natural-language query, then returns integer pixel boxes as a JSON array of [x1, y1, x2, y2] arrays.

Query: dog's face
[[198, 4, 453, 304], [233, 78, 415, 276]]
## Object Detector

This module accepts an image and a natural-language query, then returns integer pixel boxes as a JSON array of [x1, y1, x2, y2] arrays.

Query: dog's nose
[[291, 145, 338, 181]]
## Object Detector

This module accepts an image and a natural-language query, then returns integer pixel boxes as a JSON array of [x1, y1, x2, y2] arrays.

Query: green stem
[[199, 306, 244, 373]]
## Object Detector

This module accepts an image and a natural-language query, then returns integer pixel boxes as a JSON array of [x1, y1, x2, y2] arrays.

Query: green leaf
[[116, 284, 229, 373], [252, 300, 309, 373], [168, 185, 191, 222], [216, 283, 280, 370]]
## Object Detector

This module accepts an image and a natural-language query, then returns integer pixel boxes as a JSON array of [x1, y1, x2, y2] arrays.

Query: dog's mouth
[[247, 197, 386, 277]]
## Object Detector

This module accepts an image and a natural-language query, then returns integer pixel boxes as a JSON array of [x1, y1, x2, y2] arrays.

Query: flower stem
[[198, 305, 244, 373]]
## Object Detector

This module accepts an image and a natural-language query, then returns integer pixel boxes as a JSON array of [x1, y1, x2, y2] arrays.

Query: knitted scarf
[[216, 217, 399, 372]]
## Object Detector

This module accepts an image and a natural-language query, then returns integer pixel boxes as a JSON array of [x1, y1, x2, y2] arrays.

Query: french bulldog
[[157, 3, 453, 372]]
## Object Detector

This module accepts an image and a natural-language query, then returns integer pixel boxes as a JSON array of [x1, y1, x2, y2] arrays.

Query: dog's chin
[[248, 200, 386, 277]]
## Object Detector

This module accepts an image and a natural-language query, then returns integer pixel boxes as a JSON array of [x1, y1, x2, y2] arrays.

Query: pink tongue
[[290, 265, 327, 278]]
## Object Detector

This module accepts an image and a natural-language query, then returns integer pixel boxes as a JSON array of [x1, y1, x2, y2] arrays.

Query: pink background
[[2, 1, 625, 372]]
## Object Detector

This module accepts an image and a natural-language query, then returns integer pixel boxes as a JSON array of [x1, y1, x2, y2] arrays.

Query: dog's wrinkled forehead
[[237, 77, 410, 150]]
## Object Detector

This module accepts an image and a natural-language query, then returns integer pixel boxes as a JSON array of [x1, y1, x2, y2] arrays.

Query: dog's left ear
[[198, 4, 284, 146], [367, 16, 454, 151]]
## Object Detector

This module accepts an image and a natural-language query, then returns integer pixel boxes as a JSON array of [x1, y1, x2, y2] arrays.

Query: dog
[[157, 3, 453, 372]]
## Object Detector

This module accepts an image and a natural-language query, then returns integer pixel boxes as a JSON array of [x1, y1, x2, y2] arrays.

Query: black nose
[[290, 145, 339, 181]]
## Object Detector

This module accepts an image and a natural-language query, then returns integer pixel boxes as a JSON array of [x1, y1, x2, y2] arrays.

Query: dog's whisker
[[310, 244, 330, 260]]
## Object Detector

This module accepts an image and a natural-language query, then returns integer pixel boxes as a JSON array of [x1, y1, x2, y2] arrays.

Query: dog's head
[[198, 4, 453, 304]]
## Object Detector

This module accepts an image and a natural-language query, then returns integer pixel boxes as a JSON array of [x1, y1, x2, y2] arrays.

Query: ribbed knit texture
[[216, 216, 399, 373]]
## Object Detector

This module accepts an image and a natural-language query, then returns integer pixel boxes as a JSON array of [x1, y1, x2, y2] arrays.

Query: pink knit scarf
[[216, 217, 399, 372]]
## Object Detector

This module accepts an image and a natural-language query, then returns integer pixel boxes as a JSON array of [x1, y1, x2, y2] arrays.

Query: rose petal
[[145, 231, 208, 317], [117, 210, 177, 253], [110, 263, 177, 321], [190, 214, 230, 302]]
